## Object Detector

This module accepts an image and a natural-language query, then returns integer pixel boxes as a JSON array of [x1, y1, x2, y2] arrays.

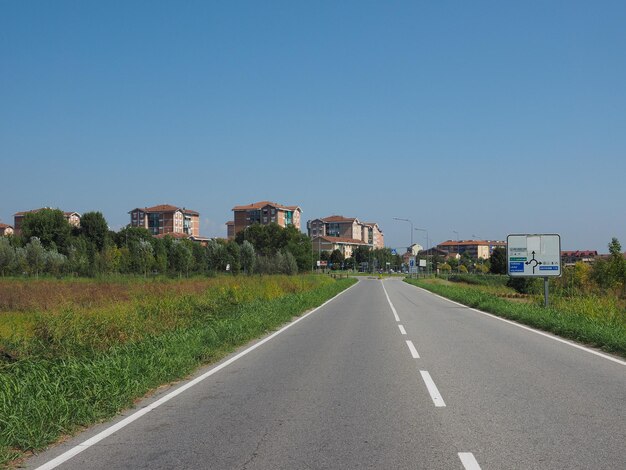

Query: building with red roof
[[129, 204, 200, 237]]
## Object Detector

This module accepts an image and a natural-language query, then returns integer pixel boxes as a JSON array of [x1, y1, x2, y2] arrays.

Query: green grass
[[405, 278, 626, 358], [0, 276, 356, 468]]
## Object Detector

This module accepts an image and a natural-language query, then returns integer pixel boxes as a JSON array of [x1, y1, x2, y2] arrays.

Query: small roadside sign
[[507, 234, 561, 277]]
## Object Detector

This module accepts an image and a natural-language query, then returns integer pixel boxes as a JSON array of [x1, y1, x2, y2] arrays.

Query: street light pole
[[393, 217, 414, 277], [393, 217, 414, 249]]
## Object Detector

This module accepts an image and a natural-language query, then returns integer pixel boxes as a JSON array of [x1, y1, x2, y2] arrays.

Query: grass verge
[[404, 278, 626, 358], [0, 276, 356, 468]]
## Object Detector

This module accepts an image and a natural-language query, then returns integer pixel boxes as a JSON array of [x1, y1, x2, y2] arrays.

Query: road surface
[[26, 278, 626, 469]]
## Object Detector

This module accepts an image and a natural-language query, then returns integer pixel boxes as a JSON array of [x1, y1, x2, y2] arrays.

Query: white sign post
[[507, 234, 561, 307]]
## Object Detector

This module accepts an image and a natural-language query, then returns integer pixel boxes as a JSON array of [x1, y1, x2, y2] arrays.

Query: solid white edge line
[[381, 282, 400, 321], [398, 324, 407, 335], [406, 340, 420, 358], [420, 370, 446, 407], [414, 286, 626, 367], [34, 281, 360, 470], [458, 452, 481, 469]]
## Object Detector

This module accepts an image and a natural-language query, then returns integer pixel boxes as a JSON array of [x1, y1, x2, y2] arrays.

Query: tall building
[[13, 208, 81, 235], [226, 201, 302, 239], [129, 204, 200, 237], [307, 215, 385, 249]]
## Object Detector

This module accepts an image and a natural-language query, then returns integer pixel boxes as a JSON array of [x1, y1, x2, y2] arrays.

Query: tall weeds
[[0, 275, 355, 467]]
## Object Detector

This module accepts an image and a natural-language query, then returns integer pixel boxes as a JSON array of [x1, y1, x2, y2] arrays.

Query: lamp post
[[415, 227, 429, 276], [393, 217, 414, 277], [393, 217, 414, 249]]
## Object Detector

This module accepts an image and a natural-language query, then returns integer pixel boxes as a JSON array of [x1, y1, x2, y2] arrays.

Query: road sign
[[507, 234, 561, 277]]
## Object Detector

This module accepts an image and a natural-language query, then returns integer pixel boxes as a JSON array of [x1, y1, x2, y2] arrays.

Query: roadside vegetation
[[0, 209, 312, 278], [0, 275, 356, 467], [405, 238, 626, 358]]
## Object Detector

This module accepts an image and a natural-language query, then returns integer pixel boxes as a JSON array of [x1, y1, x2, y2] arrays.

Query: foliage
[[0, 276, 356, 465], [489, 246, 507, 274], [79, 212, 109, 251], [20, 209, 72, 254]]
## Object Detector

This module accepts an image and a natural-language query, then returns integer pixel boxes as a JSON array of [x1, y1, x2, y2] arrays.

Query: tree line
[[0, 209, 313, 277]]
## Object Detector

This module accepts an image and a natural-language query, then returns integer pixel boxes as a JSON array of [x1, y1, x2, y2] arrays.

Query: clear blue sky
[[2, 1, 625, 252]]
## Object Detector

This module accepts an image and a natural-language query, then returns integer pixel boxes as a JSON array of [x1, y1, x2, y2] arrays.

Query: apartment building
[[0, 223, 14, 237], [436, 240, 506, 259], [362, 222, 385, 249], [13, 208, 81, 235], [311, 235, 369, 259], [129, 204, 200, 237], [307, 215, 385, 249], [227, 201, 302, 239]]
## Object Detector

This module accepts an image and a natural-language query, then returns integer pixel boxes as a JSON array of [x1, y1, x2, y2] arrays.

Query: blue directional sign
[[509, 262, 525, 273]]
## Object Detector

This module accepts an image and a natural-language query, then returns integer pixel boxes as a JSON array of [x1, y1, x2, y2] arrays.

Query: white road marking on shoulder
[[406, 340, 420, 358], [398, 324, 407, 335], [33, 282, 359, 470], [415, 286, 626, 367], [420, 370, 446, 407], [381, 282, 400, 321]]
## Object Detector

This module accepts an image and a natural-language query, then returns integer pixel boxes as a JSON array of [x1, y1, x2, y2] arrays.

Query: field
[[405, 275, 626, 358], [0, 275, 356, 467]]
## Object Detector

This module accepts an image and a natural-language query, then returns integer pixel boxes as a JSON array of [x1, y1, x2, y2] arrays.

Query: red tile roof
[[0, 223, 13, 229], [131, 205, 199, 215], [561, 250, 598, 257], [320, 215, 358, 223], [314, 235, 368, 245], [232, 201, 301, 212], [14, 208, 80, 217], [438, 240, 506, 247]]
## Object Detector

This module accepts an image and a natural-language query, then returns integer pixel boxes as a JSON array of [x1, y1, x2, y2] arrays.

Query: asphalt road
[[26, 278, 626, 469]]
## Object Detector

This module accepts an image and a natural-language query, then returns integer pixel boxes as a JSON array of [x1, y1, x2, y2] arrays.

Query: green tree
[[0, 237, 15, 276], [21, 208, 72, 253], [225, 241, 241, 274], [241, 241, 256, 274], [353, 246, 371, 264], [12, 247, 28, 275], [132, 239, 154, 276], [169, 241, 193, 277], [207, 239, 229, 272], [329, 249, 344, 269], [115, 226, 152, 248], [80, 211, 109, 251], [608, 237, 626, 289], [489, 247, 507, 274], [45, 250, 67, 276], [25, 237, 46, 277]]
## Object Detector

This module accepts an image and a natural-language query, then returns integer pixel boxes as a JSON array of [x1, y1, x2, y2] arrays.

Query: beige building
[[13, 208, 81, 235], [307, 215, 385, 249], [311, 235, 369, 259], [0, 223, 14, 237], [436, 240, 506, 260], [129, 204, 200, 237], [227, 201, 302, 239]]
